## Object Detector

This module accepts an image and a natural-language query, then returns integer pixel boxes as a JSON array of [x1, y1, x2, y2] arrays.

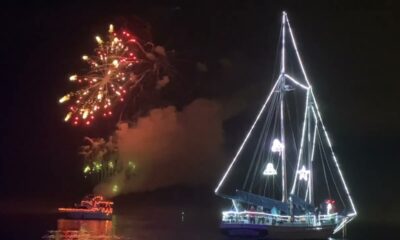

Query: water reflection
[[42, 206, 224, 240], [41, 214, 344, 240], [43, 218, 121, 240]]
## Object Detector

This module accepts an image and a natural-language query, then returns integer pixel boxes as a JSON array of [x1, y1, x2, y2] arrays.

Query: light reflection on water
[[40, 205, 388, 240], [42, 217, 348, 240], [42, 207, 224, 240], [1, 199, 394, 239], [43, 219, 121, 240], [42, 217, 346, 240]]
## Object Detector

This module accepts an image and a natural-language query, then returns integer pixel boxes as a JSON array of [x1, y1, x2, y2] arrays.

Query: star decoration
[[297, 165, 310, 181]]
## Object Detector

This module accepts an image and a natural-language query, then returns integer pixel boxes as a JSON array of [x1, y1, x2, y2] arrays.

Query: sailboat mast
[[280, 12, 288, 203], [307, 102, 314, 205], [280, 84, 287, 202]]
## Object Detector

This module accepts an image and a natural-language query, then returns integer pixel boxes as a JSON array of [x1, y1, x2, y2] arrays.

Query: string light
[[285, 14, 357, 219], [215, 79, 281, 193]]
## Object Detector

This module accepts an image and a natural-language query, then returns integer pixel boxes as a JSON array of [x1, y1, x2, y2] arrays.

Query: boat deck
[[222, 210, 339, 227]]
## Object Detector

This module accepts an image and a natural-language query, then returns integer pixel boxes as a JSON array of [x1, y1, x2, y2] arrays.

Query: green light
[[94, 162, 102, 171], [112, 184, 118, 193], [83, 166, 91, 173]]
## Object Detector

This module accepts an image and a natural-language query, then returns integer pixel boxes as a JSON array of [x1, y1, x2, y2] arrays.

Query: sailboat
[[215, 12, 357, 239]]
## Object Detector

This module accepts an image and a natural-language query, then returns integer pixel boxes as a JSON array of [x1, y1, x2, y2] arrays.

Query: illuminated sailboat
[[215, 12, 357, 239]]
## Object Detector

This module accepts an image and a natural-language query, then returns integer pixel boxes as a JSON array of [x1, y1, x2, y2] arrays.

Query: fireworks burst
[[59, 24, 170, 126], [80, 136, 136, 183], [80, 137, 118, 179]]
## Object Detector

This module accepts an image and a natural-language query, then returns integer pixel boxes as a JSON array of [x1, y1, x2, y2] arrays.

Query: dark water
[[0, 200, 397, 239], [1, 205, 222, 240]]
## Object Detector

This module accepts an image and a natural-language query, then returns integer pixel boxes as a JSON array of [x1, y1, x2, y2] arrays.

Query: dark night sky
[[0, 0, 399, 224]]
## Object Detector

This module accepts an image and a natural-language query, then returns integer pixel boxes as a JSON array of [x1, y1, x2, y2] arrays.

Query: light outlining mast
[[307, 97, 314, 205], [214, 13, 357, 232], [280, 12, 288, 203], [283, 12, 357, 232], [214, 76, 280, 193], [215, 12, 357, 238]]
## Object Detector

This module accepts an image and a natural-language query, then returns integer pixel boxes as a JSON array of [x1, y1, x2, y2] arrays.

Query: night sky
[[1, 0, 399, 225]]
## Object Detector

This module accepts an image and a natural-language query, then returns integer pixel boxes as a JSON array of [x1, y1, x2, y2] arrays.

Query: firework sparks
[[59, 24, 169, 126], [80, 136, 137, 184], [80, 136, 118, 179]]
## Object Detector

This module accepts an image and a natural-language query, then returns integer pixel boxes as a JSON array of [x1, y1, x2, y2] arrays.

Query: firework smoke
[[93, 99, 224, 197]]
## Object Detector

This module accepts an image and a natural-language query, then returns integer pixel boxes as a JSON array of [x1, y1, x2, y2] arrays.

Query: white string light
[[214, 77, 281, 193], [216, 14, 357, 232], [284, 74, 309, 90], [310, 107, 318, 162], [281, 12, 286, 73], [291, 89, 309, 194], [285, 14, 357, 218]]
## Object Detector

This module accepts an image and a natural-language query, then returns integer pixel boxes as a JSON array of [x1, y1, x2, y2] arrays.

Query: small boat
[[58, 195, 113, 220], [214, 11, 357, 239]]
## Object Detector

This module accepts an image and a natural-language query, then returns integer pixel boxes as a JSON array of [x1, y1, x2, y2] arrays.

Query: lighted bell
[[271, 139, 284, 153], [263, 163, 277, 176]]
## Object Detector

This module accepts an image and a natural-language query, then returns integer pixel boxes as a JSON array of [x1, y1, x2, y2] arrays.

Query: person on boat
[[315, 206, 321, 224], [289, 197, 295, 222], [327, 202, 332, 214], [249, 206, 256, 224], [306, 210, 313, 225], [257, 206, 265, 224], [270, 206, 278, 225], [325, 199, 336, 214], [271, 206, 278, 215]]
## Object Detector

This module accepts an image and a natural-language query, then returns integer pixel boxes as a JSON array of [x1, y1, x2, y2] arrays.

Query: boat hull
[[220, 223, 335, 239], [220, 223, 268, 238], [59, 211, 112, 220]]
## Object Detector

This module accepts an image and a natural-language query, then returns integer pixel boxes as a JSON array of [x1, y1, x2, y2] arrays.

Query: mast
[[280, 11, 288, 203], [307, 101, 314, 205], [280, 80, 287, 202]]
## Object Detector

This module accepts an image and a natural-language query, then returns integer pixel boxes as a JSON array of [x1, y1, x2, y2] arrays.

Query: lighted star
[[297, 165, 310, 181]]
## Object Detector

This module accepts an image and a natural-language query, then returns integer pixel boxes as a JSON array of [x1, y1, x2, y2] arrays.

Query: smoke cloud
[[94, 99, 225, 196]]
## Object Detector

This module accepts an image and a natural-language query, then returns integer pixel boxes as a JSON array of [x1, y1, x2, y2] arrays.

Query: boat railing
[[222, 210, 338, 226]]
